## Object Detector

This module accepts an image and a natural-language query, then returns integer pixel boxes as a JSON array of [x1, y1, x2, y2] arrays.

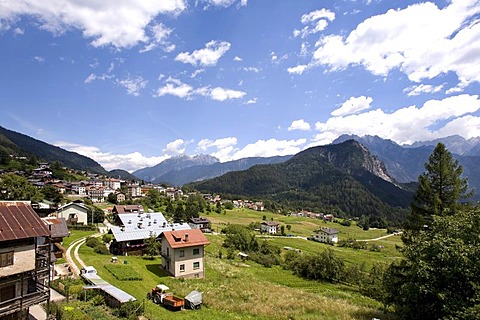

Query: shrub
[[94, 244, 110, 255], [101, 234, 113, 244], [85, 237, 101, 248]]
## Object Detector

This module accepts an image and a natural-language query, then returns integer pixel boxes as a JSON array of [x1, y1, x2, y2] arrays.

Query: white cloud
[[233, 56, 243, 62], [296, 0, 480, 91], [140, 23, 174, 53], [230, 138, 306, 160], [164, 139, 187, 156], [206, 87, 246, 101], [33, 56, 45, 63], [197, 137, 238, 161], [13, 27, 24, 35], [243, 67, 260, 73], [155, 77, 193, 99], [155, 78, 245, 101], [54, 141, 169, 172], [293, 8, 335, 38], [331, 96, 373, 116], [288, 119, 311, 131], [245, 98, 257, 104], [191, 69, 205, 78], [116, 76, 148, 96], [312, 94, 480, 146], [287, 64, 308, 75], [175, 40, 231, 66], [198, 137, 237, 151], [404, 84, 444, 96], [84, 73, 113, 83], [0, 0, 186, 48], [200, 0, 246, 8]]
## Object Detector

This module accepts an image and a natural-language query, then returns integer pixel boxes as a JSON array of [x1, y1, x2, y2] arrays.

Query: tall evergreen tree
[[384, 143, 478, 320], [404, 142, 471, 237]]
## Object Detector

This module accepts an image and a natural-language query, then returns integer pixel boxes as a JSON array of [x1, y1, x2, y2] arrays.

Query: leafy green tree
[[107, 192, 117, 204], [41, 185, 64, 204], [144, 234, 160, 259], [0, 174, 41, 201], [384, 143, 478, 320]]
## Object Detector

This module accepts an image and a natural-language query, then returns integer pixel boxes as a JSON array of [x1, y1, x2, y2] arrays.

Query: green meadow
[[73, 208, 401, 319]]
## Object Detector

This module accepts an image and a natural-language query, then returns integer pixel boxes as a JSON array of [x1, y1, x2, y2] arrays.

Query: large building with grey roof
[[109, 212, 190, 256]]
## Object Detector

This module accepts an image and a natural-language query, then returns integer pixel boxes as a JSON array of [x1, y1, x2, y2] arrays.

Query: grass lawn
[[79, 232, 397, 320]]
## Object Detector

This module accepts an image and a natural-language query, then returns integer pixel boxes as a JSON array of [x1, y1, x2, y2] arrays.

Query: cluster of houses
[[290, 210, 334, 221]]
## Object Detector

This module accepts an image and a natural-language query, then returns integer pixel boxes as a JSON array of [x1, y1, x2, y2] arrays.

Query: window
[[193, 248, 200, 255], [193, 261, 200, 270], [180, 264, 185, 272], [179, 250, 185, 257], [0, 251, 14, 268]]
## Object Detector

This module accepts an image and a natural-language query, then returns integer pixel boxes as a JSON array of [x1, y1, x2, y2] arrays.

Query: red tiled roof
[[0, 202, 50, 241], [162, 228, 210, 249]]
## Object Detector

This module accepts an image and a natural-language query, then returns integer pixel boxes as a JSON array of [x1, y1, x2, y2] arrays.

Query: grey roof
[[111, 212, 190, 242], [42, 217, 69, 238]]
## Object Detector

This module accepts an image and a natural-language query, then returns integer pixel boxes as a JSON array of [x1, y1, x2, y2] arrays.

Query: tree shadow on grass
[[145, 263, 170, 278]]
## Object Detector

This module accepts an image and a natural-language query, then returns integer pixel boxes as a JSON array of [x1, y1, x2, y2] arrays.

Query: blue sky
[[1, 0, 480, 172]]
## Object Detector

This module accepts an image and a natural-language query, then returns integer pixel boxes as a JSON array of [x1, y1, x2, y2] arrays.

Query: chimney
[[184, 233, 189, 242]]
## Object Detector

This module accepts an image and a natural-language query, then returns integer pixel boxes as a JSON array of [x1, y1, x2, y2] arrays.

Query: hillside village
[[1, 145, 480, 320]]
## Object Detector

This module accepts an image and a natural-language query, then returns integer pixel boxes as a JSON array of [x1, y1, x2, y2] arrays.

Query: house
[[116, 193, 126, 203], [112, 205, 144, 224], [160, 228, 210, 279], [0, 202, 51, 319], [127, 185, 142, 198], [189, 217, 211, 233], [261, 221, 280, 234], [87, 186, 106, 202], [56, 202, 90, 225], [41, 217, 69, 260], [71, 182, 87, 196], [103, 178, 121, 191], [312, 227, 339, 244], [109, 212, 190, 256]]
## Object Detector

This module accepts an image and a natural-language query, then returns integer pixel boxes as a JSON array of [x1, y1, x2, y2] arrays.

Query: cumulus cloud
[[155, 78, 245, 101], [207, 87, 246, 101], [0, 0, 186, 48], [293, 8, 335, 38], [54, 141, 169, 172], [197, 137, 238, 160], [312, 94, 480, 146], [245, 98, 257, 104], [164, 139, 187, 155], [288, 119, 311, 131], [331, 96, 373, 116], [116, 76, 148, 96], [233, 56, 243, 62], [155, 77, 194, 99], [290, 0, 480, 91], [175, 40, 231, 66], [230, 138, 306, 160]]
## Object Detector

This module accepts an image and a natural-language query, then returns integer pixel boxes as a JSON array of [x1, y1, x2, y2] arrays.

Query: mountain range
[[134, 155, 293, 186], [333, 134, 480, 200], [189, 140, 414, 224]]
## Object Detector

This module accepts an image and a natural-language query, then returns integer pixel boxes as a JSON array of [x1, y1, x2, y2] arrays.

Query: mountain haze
[[133, 154, 219, 182], [153, 155, 293, 186]]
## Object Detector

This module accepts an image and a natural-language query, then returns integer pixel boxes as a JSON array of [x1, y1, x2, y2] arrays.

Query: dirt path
[[356, 232, 401, 242]]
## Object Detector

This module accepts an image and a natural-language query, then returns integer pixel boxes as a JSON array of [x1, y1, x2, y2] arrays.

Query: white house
[[56, 202, 90, 225], [261, 221, 280, 234], [312, 227, 339, 244]]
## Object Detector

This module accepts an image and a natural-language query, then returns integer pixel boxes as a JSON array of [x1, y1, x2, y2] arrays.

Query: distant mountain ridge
[[154, 155, 293, 186], [0, 125, 107, 174], [190, 140, 413, 224], [132, 154, 220, 182], [333, 134, 480, 200]]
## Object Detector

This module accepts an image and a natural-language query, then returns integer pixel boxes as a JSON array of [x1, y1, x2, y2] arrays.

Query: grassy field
[[79, 224, 399, 320]]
